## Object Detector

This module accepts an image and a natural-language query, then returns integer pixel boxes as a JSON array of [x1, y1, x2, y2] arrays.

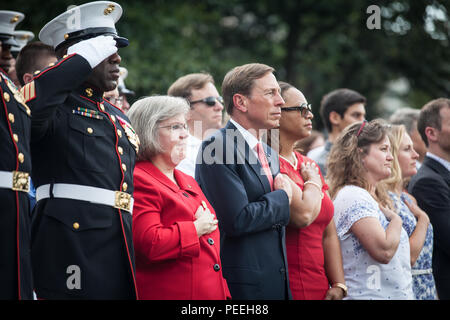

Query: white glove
[[67, 35, 117, 68]]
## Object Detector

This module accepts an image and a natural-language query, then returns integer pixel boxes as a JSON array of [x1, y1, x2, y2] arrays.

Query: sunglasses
[[281, 103, 312, 117], [190, 96, 224, 107]]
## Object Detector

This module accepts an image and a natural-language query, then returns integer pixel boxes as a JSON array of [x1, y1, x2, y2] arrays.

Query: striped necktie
[[255, 142, 274, 191]]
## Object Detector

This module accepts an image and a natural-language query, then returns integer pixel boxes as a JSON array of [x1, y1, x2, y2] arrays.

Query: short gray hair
[[389, 107, 420, 134], [127, 95, 190, 161]]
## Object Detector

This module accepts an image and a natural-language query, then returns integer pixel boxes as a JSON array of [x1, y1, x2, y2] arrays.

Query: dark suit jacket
[[195, 121, 291, 300], [409, 155, 450, 299]]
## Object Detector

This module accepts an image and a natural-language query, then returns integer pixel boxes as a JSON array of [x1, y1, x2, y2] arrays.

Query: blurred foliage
[[7, 0, 450, 129]]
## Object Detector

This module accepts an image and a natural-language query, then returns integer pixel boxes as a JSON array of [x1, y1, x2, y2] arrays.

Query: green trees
[[10, 0, 449, 129]]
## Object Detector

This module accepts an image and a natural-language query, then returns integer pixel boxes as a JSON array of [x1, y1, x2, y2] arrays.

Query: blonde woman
[[378, 125, 437, 299], [327, 119, 414, 299]]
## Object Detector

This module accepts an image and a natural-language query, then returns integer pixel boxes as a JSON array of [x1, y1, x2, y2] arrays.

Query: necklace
[[280, 152, 298, 171]]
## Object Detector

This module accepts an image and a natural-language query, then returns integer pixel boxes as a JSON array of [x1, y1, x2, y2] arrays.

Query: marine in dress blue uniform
[[0, 10, 33, 300], [22, 1, 139, 299]]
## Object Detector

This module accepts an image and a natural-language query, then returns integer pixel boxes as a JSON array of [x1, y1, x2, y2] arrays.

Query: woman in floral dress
[[378, 125, 437, 299]]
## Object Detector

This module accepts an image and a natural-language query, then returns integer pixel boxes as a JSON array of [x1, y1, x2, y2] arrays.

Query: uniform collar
[[76, 84, 104, 102]]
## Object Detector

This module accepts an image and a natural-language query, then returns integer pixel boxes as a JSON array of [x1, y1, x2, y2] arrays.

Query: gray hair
[[389, 107, 420, 134], [127, 95, 190, 161]]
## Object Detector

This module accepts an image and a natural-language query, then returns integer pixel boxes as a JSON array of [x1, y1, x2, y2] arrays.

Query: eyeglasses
[[281, 103, 312, 117], [189, 96, 224, 107], [159, 123, 189, 132]]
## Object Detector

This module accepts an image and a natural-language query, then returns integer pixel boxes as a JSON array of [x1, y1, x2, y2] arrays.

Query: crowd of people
[[1, 1, 449, 300]]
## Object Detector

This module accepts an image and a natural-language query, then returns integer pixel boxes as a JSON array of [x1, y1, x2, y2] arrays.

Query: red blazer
[[132, 161, 230, 300]]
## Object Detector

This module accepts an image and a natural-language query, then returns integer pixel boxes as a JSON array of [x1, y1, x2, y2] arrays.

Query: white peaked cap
[[11, 30, 35, 52], [118, 66, 134, 96], [39, 1, 127, 50], [0, 10, 25, 46]]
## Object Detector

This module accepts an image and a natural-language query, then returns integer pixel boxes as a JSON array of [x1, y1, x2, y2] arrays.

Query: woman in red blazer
[[127, 96, 230, 300]]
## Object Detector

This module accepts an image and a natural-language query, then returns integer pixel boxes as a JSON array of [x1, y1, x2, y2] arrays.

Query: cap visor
[[0, 37, 19, 47], [114, 36, 129, 48]]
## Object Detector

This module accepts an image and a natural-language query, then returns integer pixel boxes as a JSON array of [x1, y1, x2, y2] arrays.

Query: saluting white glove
[[67, 35, 117, 69]]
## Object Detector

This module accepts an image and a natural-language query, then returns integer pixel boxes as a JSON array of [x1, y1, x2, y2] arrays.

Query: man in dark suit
[[409, 98, 450, 299], [196, 63, 293, 300]]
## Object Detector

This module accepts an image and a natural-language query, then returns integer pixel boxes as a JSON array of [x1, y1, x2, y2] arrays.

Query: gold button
[[34, 70, 40, 75], [122, 182, 128, 191], [13, 134, 18, 143], [118, 146, 123, 155], [117, 130, 122, 138], [99, 103, 105, 111], [63, 54, 68, 59], [122, 163, 127, 171], [3, 92, 10, 102], [18, 153, 24, 163], [87, 127, 93, 134], [64, 34, 69, 40], [8, 113, 14, 123], [73, 222, 80, 230], [110, 115, 116, 122], [48, 62, 55, 67]]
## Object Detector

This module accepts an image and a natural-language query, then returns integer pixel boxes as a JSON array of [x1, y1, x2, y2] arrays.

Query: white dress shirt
[[426, 152, 450, 173], [176, 134, 202, 178], [229, 118, 260, 157]]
